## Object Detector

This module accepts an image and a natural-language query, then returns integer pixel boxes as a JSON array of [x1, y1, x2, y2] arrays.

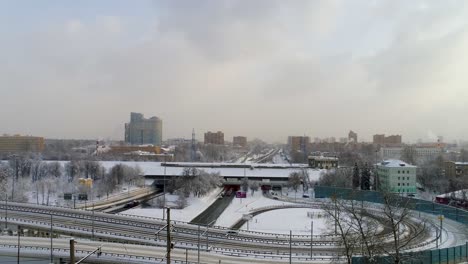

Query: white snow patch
[[241, 208, 330, 235]]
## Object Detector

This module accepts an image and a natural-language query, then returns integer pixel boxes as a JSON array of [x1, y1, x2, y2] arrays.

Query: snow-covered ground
[[120, 187, 222, 222], [240, 208, 330, 235]]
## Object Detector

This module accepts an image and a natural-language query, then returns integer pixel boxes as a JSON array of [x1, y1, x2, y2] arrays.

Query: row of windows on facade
[[398, 189, 412, 192], [397, 170, 410, 174], [398, 182, 411, 186], [397, 176, 410, 180]]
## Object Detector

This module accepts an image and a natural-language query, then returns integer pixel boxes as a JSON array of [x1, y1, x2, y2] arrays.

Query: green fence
[[314, 186, 468, 264]]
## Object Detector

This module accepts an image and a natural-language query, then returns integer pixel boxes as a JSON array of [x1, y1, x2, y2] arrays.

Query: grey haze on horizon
[[1, 0, 467, 143]]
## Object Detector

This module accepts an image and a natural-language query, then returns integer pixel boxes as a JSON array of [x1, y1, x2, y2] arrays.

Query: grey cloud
[[1, 1, 468, 142]]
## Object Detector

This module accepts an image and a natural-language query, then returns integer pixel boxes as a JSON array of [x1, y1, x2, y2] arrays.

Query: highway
[[190, 194, 235, 226]]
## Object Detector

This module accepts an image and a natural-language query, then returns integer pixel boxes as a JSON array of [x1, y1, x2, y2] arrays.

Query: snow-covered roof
[[37, 161, 324, 181], [377, 159, 416, 168], [436, 189, 468, 199], [454, 162, 468, 166]]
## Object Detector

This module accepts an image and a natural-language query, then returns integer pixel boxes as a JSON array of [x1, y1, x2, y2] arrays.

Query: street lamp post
[[163, 154, 168, 220], [4, 193, 7, 230], [438, 215, 444, 244], [310, 220, 313, 258], [17, 225, 21, 264], [289, 230, 292, 264], [50, 214, 53, 263], [197, 225, 201, 264]]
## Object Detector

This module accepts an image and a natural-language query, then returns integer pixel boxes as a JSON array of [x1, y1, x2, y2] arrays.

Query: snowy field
[[240, 208, 330, 235], [216, 191, 296, 227]]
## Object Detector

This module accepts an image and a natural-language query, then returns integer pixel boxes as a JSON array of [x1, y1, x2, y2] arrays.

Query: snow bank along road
[[0, 200, 455, 263]]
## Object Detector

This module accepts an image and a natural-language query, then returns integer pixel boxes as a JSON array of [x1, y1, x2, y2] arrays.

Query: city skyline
[[1, 1, 468, 143]]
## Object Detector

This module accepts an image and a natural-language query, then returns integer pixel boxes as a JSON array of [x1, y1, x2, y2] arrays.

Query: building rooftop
[[378, 159, 416, 168]]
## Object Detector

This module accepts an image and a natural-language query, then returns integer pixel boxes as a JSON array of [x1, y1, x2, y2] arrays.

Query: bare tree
[[321, 197, 359, 264], [176, 168, 223, 197], [175, 194, 188, 209], [460, 149, 468, 162], [400, 146, 416, 165], [0, 164, 13, 197], [300, 169, 311, 192], [318, 167, 352, 188], [288, 172, 301, 192], [249, 181, 259, 195], [65, 160, 81, 182], [341, 198, 382, 263], [46, 162, 63, 178], [241, 177, 249, 192], [380, 194, 427, 264], [321, 192, 427, 264]]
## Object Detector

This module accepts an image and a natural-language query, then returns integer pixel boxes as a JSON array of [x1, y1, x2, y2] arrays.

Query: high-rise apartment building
[[0, 135, 45, 154], [348, 130, 358, 143], [124, 112, 162, 146], [233, 136, 247, 147], [204, 131, 224, 145], [288, 136, 310, 152]]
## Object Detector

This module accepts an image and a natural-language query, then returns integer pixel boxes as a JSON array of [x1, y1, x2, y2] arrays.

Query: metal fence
[[315, 186, 468, 264]]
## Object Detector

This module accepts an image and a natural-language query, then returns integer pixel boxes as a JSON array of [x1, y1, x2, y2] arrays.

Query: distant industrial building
[[124, 112, 162, 146], [288, 136, 310, 152], [348, 130, 358, 143], [380, 145, 443, 163], [373, 134, 402, 145], [0, 135, 45, 154], [445, 161, 468, 178], [233, 136, 247, 147], [204, 131, 224, 145], [376, 160, 416, 194]]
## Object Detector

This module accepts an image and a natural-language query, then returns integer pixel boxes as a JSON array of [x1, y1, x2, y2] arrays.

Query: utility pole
[[310, 220, 313, 258], [334, 197, 337, 235], [92, 203, 95, 240], [4, 193, 7, 230], [438, 215, 444, 244], [70, 238, 75, 264], [166, 207, 171, 264], [50, 215, 53, 263], [191, 128, 197, 161], [197, 225, 201, 264], [289, 230, 292, 264], [17, 225, 20, 264], [163, 155, 167, 220]]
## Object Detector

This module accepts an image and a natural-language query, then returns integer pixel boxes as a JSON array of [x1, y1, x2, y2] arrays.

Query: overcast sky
[[1, 0, 467, 143]]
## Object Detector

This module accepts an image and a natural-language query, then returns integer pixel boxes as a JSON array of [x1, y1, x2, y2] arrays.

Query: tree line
[[0, 157, 141, 205]]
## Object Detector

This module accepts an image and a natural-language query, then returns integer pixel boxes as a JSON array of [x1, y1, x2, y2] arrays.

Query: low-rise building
[[380, 146, 443, 163], [376, 160, 417, 194], [233, 136, 247, 147], [0, 135, 45, 154], [308, 156, 339, 169], [444, 161, 468, 178], [204, 131, 224, 145], [373, 134, 402, 145]]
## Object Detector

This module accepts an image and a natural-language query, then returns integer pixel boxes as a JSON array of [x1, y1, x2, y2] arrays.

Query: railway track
[[0, 200, 436, 258]]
